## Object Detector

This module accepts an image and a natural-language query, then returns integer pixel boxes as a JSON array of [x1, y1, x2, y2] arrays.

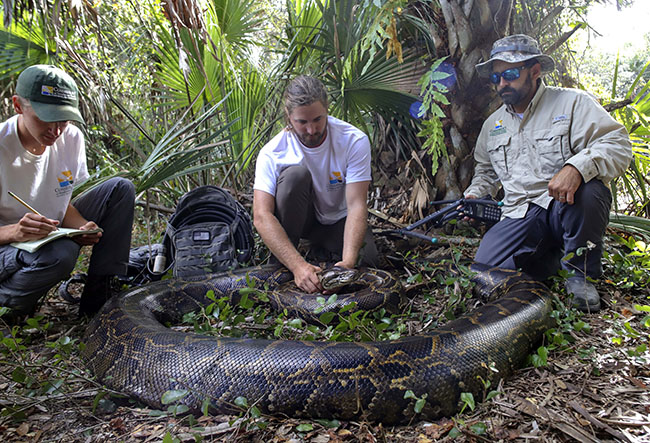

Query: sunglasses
[[490, 65, 528, 84]]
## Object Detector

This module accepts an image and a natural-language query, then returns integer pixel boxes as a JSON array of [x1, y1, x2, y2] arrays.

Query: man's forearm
[[63, 204, 89, 229], [255, 214, 307, 272], [339, 206, 367, 268], [0, 224, 17, 245]]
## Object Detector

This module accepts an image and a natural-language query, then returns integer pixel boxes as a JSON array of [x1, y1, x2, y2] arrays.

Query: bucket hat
[[475, 34, 555, 78], [16, 65, 84, 124]]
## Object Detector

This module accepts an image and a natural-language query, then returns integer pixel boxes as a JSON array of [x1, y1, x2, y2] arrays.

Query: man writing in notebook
[[253, 75, 378, 293], [0, 65, 135, 323], [463, 35, 632, 312]]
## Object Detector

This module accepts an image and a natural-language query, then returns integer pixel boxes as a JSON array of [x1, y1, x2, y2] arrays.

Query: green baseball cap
[[16, 65, 84, 124]]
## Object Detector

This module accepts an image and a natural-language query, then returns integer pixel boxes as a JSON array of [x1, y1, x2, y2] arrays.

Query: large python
[[82, 264, 554, 424]]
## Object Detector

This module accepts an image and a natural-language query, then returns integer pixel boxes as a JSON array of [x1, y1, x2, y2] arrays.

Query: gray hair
[[284, 75, 328, 116]]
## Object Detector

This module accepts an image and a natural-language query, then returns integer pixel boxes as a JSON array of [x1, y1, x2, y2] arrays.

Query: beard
[[498, 86, 523, 105], [498, 74, 534, 106], [297, 132, 326, 147]]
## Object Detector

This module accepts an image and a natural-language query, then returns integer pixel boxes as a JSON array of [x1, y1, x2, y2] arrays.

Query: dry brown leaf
[[422, 419, 454, 439], [16, 422, 29, 436]]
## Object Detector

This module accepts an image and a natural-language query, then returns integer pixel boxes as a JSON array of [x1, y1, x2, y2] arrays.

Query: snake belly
[[82, 263, 554, 424]]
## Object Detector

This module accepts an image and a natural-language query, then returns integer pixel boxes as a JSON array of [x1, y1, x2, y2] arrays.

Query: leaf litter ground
[[1, 228, 649, 442]]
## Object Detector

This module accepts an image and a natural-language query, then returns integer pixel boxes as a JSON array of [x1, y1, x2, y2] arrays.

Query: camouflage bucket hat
[[475, 34, 555, 78]]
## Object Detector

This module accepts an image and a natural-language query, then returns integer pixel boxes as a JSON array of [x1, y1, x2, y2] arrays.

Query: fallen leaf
[[16, 422, 29, 436], [620, 307, 636, 317], [423, 420, 454, 439]]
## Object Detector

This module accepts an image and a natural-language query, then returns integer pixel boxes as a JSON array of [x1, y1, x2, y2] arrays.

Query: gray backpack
[[163, 186, 254, 279]]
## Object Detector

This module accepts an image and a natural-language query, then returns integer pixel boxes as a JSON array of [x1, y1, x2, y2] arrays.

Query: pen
[[7, 191, 58, 230]]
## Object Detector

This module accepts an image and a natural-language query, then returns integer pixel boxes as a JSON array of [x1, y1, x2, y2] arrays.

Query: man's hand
[[73, 221, 102, 246], [334, 260, 354, 269], [461, 194, 478, 223], [548, 165, 583, 205], [12, 213, 59, 241], [293, 262, 323, 293]]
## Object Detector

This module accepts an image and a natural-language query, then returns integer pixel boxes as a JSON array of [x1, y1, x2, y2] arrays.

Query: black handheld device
[[386, 198, 503, 243]]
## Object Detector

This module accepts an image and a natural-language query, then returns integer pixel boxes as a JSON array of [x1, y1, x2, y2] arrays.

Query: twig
[[604, 98, 634, 112], [569, 400, 631, 442]]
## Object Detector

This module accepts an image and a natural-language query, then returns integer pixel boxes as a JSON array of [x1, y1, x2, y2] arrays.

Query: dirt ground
[[1, 235, 649, 443]]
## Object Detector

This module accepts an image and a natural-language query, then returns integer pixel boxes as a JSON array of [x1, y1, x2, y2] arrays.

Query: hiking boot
[[79, 275, 119, 317], [565, 277, 601, 313]]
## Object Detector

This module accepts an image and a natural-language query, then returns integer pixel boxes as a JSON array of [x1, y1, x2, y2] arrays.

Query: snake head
[[319, 266, 360, 291]]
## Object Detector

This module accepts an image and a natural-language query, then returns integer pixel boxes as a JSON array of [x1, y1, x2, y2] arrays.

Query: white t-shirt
[[0, 115, 89, 225], [254, 116, 371, 225]]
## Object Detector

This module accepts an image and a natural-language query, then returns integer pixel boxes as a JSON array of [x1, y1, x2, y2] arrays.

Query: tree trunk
[[431, 0, 514, 200]]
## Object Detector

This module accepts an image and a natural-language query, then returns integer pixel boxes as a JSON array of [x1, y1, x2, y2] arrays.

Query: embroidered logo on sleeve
[[490, 120, 507, 136], [41, 85, 77, 100]]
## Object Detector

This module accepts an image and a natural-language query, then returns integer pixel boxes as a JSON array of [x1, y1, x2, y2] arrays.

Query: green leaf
[[470, 422, 487, 435], [167, 404, 189, 415], [339, 302, 357, 313], [161, 389, 189, 405], [537, 346, 549, 363], [634, 304, 650, 313], [460, 392, 475, 411], [11, 367, 26, 383], [201, 397, 211, 416], [319, 312, 336, 325], [315, 418, 340, 428], [414, 398, 426, 413], [92, 391, 107, 413], [403, 390, 416, 399], [234, 396, 248, 408], [296, 423, 313, 432], [288, 318, 303, 328]]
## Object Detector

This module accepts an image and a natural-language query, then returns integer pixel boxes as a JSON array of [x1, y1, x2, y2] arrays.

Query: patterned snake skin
[[82, 263, 554, 424]]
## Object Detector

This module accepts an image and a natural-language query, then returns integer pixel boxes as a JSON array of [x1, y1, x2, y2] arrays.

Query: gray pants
[[475, 180, 611, 280], [274, 165, 379, 267], [0, 177, 135, 315]]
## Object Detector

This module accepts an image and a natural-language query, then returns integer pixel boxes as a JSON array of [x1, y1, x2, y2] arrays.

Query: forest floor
[[1, 211, 649, 443]]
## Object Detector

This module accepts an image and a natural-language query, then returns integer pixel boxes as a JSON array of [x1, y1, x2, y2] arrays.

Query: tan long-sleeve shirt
[[465, 82, 633, 218]]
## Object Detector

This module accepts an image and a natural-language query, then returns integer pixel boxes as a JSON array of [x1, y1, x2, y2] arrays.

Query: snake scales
[[82, 263, 554, 424]]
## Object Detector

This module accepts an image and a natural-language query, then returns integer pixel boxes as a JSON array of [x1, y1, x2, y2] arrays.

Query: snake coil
[[82, 264, 553, 424]]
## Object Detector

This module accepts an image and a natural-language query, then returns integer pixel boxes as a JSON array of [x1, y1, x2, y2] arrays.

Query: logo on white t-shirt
[[54, 170, 75, 197], [329, 171, 343, 184], [327, 171, 344, 191], [58, 170, 74, 187]]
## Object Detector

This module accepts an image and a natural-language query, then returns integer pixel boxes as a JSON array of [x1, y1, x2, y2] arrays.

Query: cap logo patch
[[41, 85, 76, 100]]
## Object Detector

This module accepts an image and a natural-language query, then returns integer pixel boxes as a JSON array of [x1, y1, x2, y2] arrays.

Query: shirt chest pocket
[[532, 123, 571, 175], [486, 135, 512, 179]]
